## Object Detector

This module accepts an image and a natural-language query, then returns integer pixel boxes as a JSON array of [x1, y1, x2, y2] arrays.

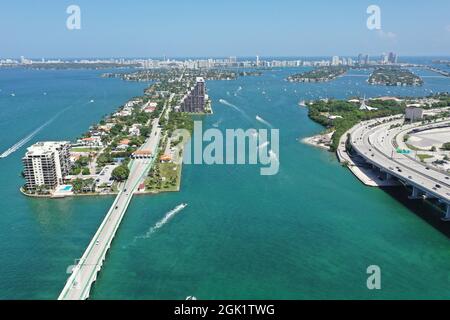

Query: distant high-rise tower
[[381, 52, 388, 64], [388, 52, 397, 64], [357, 53, 369, 65], [179, 77, 207, 113], [331, 56, 340, 66], [256, 55, 260, 67]]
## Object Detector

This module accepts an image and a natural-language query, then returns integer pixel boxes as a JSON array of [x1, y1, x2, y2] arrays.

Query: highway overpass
[[349, 117, 450, 219]]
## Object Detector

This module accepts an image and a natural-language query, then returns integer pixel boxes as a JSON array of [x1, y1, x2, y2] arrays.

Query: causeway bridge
[[58, 118, 162, 300]]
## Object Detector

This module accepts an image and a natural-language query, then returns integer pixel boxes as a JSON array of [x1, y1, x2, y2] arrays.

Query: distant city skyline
[[1, 0, 449, 58], [3, 54, 450, 60]]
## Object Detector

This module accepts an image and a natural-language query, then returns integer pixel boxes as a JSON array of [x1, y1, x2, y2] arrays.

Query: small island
[[22, 62, 141, 70], [368, 67, 423, 86], [103, 68, 239, 82], [238, 71, 263, 77], [287, 66, 348, 83]]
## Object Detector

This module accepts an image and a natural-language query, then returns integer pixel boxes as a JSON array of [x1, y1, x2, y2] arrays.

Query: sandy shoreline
[[301, 131, 334, 151]]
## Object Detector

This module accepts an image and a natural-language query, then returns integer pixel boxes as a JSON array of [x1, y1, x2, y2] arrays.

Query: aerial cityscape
[[1, 1, 450, 308]]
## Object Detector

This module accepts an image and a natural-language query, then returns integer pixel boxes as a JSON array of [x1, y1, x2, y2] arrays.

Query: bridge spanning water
[[58, 157, 155, 300], [58, 118, 162, 300]]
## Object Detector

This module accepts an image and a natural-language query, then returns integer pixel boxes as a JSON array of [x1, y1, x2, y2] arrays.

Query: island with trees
[[102, 68, 239, 82], [368, 67, 423, 86], [287, 66, 348, 83]]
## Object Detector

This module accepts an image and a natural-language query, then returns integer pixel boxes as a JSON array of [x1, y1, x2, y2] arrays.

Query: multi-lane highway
[[349, 117, 450, 218]]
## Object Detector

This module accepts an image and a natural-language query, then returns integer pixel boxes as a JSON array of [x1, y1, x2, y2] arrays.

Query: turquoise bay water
[[1, 63, 450, 299], [0, 69, 150, 299]]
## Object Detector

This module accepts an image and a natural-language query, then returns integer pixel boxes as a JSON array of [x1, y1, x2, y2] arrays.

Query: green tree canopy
[[112, 165, 130, 182]]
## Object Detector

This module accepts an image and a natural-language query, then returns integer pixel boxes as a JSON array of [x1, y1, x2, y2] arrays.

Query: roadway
[[350, 117, 450, 214], [58, 156, 155, 300], [58, 95, 172, 300]]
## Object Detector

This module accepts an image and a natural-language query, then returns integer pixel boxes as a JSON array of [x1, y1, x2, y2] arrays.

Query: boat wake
[[218, 99, 254, 123], [219, 99, 241, 112], [134, 203, 188, 241], [255, 115, 273, 128], [269, 150, 279, 162], [0, 106, 71, 159], [258, 141, 269, 150]]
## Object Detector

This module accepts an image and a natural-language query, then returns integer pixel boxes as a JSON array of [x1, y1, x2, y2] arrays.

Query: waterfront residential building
[[22, 141, 71, 191], [142, 101, 157, 113], [128, 124, 141, 136], [76, 136, 103, 147], [179, 77, 208, 113], [331, 56, 340, 66]]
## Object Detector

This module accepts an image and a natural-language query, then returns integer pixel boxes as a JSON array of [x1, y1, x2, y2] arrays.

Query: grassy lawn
[[145, 162, 181, 192], [405, 143, 424, 151], [417, 153, 434, 162]]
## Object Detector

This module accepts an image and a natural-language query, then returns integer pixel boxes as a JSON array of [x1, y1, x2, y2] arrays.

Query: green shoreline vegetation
[[286, 65, 429, 86], [103, 68, 240, 82], [238, 71, 263, 77], [307, 99, 405, 151], [287, 66, 348, 83], [368, 67, 423, 86], [22, 63, 141, 70], [305, 93, 450, 152]]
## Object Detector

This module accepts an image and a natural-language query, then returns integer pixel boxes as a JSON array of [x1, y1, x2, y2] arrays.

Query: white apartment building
[[331, 56, 340, 66], [22, 141, 71, 191]]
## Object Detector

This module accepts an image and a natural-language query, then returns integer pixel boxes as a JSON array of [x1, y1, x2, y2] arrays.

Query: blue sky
[[1, 0, 449, 58]]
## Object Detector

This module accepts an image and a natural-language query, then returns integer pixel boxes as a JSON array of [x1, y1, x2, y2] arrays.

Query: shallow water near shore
[[1, 61, 450, 299]]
